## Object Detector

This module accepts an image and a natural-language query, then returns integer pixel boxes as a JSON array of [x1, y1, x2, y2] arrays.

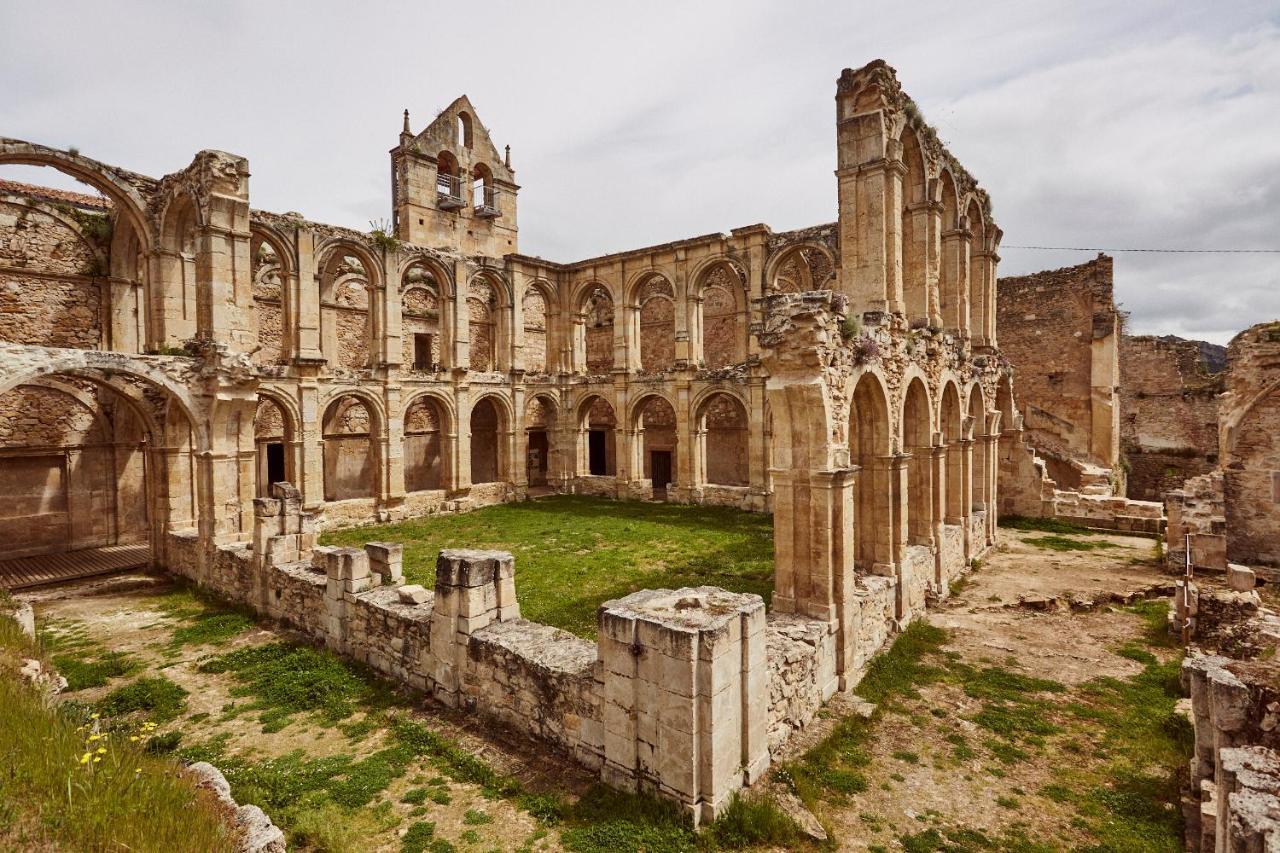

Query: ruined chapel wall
[[1222, 322, 1280, 566], [997, 255, 1119, 473], [1119, 334, 1222, 502]]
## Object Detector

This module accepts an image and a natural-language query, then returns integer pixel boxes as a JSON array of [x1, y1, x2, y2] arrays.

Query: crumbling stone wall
[[997, 255, 1120, 480], [1120, 334, 1223, 501], [1221, 322, 1280, 567], [0, 187, 108, 350]]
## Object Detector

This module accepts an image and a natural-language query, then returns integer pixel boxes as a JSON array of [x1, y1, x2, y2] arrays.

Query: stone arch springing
[[635, 274, 676, 372], [524, 393, 558, 487], [404, 393, 450, 492], [696, 261, 748, 369], [576, 282, 615, 374], [402, 260, 448, 371], [577, 394, 618, 477], [940, 381, 964, 522], [767, 243, 835, 294], [254, 392, 296, 498], [322, 394, 378, 501], [900, 127, 929, 325], [631, 393, 678, 494], [469, 394, 510, 485], [902, 377, 933, 546], [849, 372, 892, 571], [696, 391, 749, 486], [522, 282, 552, 374], [968, 384, 989, 514]]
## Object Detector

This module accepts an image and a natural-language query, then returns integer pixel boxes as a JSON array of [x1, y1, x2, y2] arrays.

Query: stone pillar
[[295, 228, 322, 360], [316, 545, 375, 655], [428, 549, 518, 708], [930, 439, 947, 587], [940, 230, 968, 334], [365, 542, 404, 585], [889, 452, 911, 620], [598, 587, 768, 826], [960, 437, 974, 560]]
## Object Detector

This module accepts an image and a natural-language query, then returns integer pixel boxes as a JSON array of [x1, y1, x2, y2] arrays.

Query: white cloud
[[2, 0, 1276, 343]]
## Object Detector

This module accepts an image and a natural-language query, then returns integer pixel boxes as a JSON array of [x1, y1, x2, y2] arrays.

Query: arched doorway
[[940, 383, 964, 523], [968, 387, 989, 515], [698, 393, 749, 486], [902, 379, 933, 546], [322, 396, 376, 501], [578, 395, 617, 477], [524, 395, 557, 487], [850, 373, 891, 571], [404, 395, 447, 492], [634, 395, 677, 496], [469, 397, 506, 485]]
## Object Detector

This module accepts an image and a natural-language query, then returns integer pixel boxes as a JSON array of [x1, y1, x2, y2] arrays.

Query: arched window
[[522, 285, 549, 373], [770, 245, 834, 294], [436, 152, 463, 208], [699, 264, 746, 369], [850, 374, 891, 571], [968, 200, 988, 343], [580, 285, 614, 374], [457, 112, 474, 149], [637, 276, 675, 372], [320, 251, 371, 371], [901, 129, 928, 325], [468, 279, 497, 372], [251, 235, 284, 365], [402, 265, 443, 371], [473, 163, 498, 217], [940, 383, 963, 522]]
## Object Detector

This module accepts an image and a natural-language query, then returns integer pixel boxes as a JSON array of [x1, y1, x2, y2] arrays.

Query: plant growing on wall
[[368, 219, 401, 252], [851, 334, 880, 365]]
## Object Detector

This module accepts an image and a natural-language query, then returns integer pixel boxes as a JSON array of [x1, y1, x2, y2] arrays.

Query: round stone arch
[[692, 389, 750, 487], [690, 257, 749, 369], [320, 390, 385, 502], [846, 367, 894, 571], [250, 225, 296, 365], [468, 391, 514, 485], [400, 257, 452, 371], [523, 390, 561, 488], [764, 241, 836, 294]]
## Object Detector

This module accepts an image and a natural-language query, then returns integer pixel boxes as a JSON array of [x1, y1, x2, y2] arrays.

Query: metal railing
[[474, 184, 501, 218], [436, 173, 464, 209]]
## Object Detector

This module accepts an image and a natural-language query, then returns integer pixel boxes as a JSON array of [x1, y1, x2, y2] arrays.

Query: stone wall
[[1221, 322, 1280, 567], [997, 255, 1119, 479], [1119, 334, 1223, 502]]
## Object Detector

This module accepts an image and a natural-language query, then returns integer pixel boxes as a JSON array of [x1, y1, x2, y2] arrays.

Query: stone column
[[930, 439, 947, 587], [598, 587, 768, 826], [295, 228, 322, 360], [960, 437, 974, 560], [428, 549, 518, 708]]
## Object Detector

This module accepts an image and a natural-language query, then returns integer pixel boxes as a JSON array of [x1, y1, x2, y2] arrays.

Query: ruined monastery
[[1, 58, 1277, 845]]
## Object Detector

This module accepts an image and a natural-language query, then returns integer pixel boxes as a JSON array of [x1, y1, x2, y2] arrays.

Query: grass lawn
[[320, 495, 775, 639]]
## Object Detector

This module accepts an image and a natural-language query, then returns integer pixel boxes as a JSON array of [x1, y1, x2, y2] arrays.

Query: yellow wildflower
[[96, 747, 107, 754], [93, 756, 101, 764], [135, 768, 142, 774], [88, 734, 100, 742], [90, 713, 99, 719], [79, 753, 90, 765], [129, 736, 139, 742]]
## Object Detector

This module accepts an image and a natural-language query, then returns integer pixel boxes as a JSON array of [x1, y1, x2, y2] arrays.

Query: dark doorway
[[527, 430, 548, 486], [650, 450, 672, 491], [266, 442, 286, 487], [588, 430, 607, 476]]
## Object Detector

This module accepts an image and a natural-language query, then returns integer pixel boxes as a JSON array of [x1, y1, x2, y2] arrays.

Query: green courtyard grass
[[320, 495, 775, 639]]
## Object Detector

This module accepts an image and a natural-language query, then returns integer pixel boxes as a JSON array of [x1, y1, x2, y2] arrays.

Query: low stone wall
[[1048, 490, 1164, 535], [572, 475, 618, 499], [167, 482, 986, 824]]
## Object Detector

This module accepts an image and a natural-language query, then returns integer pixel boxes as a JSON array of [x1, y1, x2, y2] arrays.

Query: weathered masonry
[[1, 60, 1018, 818]]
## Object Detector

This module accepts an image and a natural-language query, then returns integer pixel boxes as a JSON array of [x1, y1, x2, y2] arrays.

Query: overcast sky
[[3, 1, 1277, 344]]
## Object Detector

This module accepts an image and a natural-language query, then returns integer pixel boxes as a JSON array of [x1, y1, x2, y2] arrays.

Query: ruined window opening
[[265, 442, 286, 486], [457, 112, 473, 149], [414, 333, 435, 370]]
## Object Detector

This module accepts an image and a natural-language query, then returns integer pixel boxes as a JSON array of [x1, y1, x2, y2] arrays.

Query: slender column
[[930, 440, 947, 586], [959, 437, 974, 560], [295, 229, 322, 360]]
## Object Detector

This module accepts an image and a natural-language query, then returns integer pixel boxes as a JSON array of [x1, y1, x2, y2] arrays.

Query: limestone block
[[1227, 564, 1257, 592], [399, 584, 429, 605], [366, 542, 404, 584]]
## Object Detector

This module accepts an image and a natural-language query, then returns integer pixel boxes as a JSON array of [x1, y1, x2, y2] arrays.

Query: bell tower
[[390, 96, 519, 257]]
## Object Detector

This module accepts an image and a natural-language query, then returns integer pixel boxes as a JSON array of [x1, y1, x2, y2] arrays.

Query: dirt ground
[[813, 527, 1183, 851], [26, 573, 585, 853], [19, 525, 1183, 852]]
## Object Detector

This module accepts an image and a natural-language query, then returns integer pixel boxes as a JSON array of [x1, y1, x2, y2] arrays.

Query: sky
[[2, 0, 1277, 345]]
